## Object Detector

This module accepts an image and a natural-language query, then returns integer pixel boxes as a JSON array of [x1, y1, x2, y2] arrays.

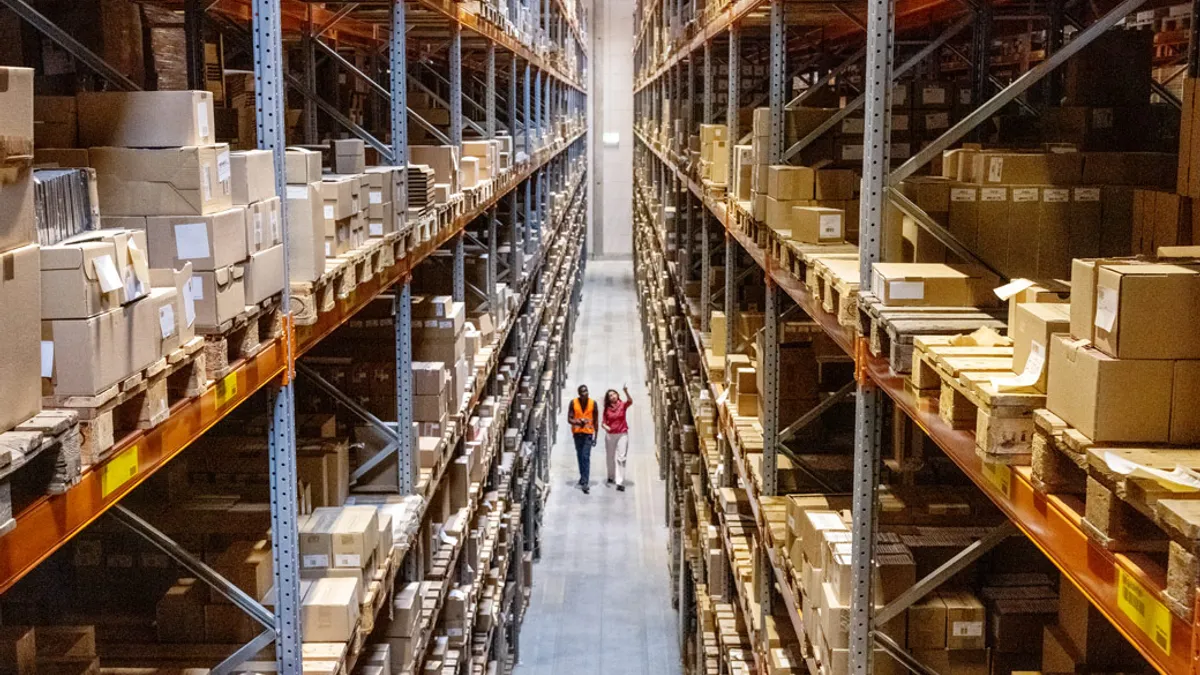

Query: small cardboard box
[[907, 595, 948, 649], [230, 150, 276, 205], [1047, 334, 1173, 442], [320, 176, 359, 223], [190, 266, 246, 330], [77, 91, 216, 147], [368, 200, 395, 237], [871, 263, 990, 307], [333, 138, 366, 174], [302, 577, 361, 642], [89, 145, 233, 216], [245, 196, 282, 252], [1092, 263, 1200, 359], [141, 207, 248, 271], [150, 262, 196, 347], [789, 206, 844, 243], [329, 506, 379, 569], [285, 147, 322, 184], [40, 229, 151, 319], [767, 166, 814, 200], [365, 166, 403, 207], [815, 169, 857, 200], [242, 244, 284, 305], [136, 286, 183, 358], [286, 183, 326, 283], [412, 362, 448, 396], [942, 591, 986, 650], [1010, 302, 1070, 392], [0, 244, 41, 433]]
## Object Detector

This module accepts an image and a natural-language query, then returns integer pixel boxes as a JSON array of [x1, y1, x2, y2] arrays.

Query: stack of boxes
[[698, 124, 728, 185], [321, 139, 368, 257], [364, 164, 404, 238], [760, 165, 858, 243], [410, 145, 461, 206], [0, 66, 42, 435], [229, 149, 284, 306], [297, 505, 393, 642], [413, 360, 451, 437], [284, 147, 327, 284], [414, 295, 469, 428]]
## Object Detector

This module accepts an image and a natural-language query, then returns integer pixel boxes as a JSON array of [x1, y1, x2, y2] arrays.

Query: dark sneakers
[[582, 486, 590, 494], [605, 479, 615, 487], [616, 485, 626, 492]]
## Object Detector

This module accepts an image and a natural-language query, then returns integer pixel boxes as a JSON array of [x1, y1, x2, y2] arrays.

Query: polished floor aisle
[[517, 260, 682, 675]]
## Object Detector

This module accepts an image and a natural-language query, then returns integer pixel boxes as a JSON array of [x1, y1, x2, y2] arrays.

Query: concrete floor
[[517, 260, 683, 675]]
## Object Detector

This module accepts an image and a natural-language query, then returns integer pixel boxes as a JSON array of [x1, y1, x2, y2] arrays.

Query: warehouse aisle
[[518, 260, 682, 675]]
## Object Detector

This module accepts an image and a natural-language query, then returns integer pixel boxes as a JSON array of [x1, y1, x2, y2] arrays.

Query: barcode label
[[1117, 568, 1171, 655]]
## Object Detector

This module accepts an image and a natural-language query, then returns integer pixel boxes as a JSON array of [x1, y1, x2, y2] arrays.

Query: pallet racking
[[632, 1, 1198, 674], [0, 0, 589, 672]]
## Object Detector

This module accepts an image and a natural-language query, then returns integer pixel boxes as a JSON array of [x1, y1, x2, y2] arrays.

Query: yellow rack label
[[1117, 568, 1171, 655], [215, 373, 239, 409], [980, 460, 1012, 497], [101, 445, 139, 498]]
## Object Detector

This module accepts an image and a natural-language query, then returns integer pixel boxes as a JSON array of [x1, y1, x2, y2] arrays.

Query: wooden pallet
[[204, 300, 284, 380], [45, 338, 207, 464], [0, 410, 82, 533], [1030, 408, 1091, 496], [909, 336, 1044, 462], [813, 256, 861, 327], [860, 293, 1007, 374]]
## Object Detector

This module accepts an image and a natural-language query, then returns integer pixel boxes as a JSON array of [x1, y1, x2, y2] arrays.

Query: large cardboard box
[[871, 263, 991, 307], [942, 590, 986, 650], [191, 266, 245, 330], [767, 166, 814, 200], [368, 201, 396, 237], [245, 196, 282, 253], [971, 151, 1082, 185], [302, 577, 361, 642], [150, 263, 196, 347], [89, 145, 233, 216], [1010, 302, 1070, 392], [78, 91, 216, 148], [0, 67, 35, 255], [34, 96, 77, 149], [1047, 335, 1173, 442], [410, 146, 460, 193], [286, 183, 326, 283], [136, 287, 183, 358], [0, 244, 41, 433], [907, 595, 947, 649], [230, 150, 275, 205], [42, 304, 151, 396], [365, 166, 403, 207], [242, 244, 284, 305], [140, 207, 248, 271], [333, 139, 366, 175], [286, 148, 322, 184], [789, 206, 844, 243], [1092, 263, 1200, 359], [320, 176, 360, 223], [40, 229, 150, 319]]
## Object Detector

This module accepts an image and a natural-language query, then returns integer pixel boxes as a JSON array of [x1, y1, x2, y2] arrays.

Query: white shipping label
[[922, 86, 947, 105], [254, 212, 264, 246], [1044, 188, 1070, 203], [370, 221, 383, 237], [197, 102, 210, 139], [819, 214, 842, 239], [1012, 188, 1038, 203], [987, 157, 1004, 182], [334, 554, 361, 568], [270, 211, 280, 242], [1075, 188, 1101, 202], [889, 280, 926, 300], [810, 512, 845, 529], [41, 341, 54, 378], [952, 621, 984, 638], [951, 188, 977, 202], [216, 151, 231, 183], [1024, 340, 1047, 379], [302, 554, 329, 569], [92, 254, 123, 293], [981, 188, 1006, 202], [325, 241, 332, 257], [993, 278, 1036, 301], [925, 112, 949, 130], [158, 304, 176, 338], [1095, 285, 1119, 331], [959, 88, 972, 105], [370, 191, 383, 205], [201, 165, 212, 201], [191, 275, 205, 301], [174, 222, 212, 260], [183, 281, 196, 326], [323, 204, 335, 221]]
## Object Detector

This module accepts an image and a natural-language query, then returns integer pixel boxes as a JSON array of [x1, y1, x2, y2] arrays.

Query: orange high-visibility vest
[[572, 397, 596, 435]]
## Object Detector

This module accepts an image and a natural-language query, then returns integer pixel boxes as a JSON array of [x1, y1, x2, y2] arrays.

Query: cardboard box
[[0, 67, 35, 255], [413, 362, 448, 396], [40, 229, 150, 319], [1010, 302, 1070, 392], [410, 146, 460, 193], [230, 150, 275, 205], [34, 96, 77, 149], [942, 591, 986, 650], [1093, 263, 1200, 359], [190, 266, 246, 330], [1047, 334, 1173, 442], [89, 145, 233, 216], [286, 148, 322, 184], [871, 263, 991, 307], [815, 169, 857, 200], [77, 91, 216, 147], [0, 244, 41, 433], [302, 577, 361, 642], [414, 390, 448, 422], [140, 207, 248, 271], [767, 166, 814, 200], [136, 287, 183, 358], [245, 196, 282, 252], [286, 183, 326, 283], [365, 166, 403, 207], [907, 595, 948, 649], [42, 304, 151, 396], [333, 138, 366, 174], [243, 244, 283, 305], [368, 200, 395, 237], [150, 262, 196, 348], [972, 151, 1082, 185], [789, 206, 844, 243], [320, 176, 360, 223], [33, 148, 90, 168]]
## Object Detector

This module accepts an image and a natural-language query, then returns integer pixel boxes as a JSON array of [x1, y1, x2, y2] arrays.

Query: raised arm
[[623, 384, 633, 405]]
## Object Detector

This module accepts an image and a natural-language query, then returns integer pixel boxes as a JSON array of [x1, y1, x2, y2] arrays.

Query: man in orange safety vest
[[569, 384, 598, 494]]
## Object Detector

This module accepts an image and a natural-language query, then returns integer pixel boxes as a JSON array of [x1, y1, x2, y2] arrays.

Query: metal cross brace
[[778, 380, 856, 443]]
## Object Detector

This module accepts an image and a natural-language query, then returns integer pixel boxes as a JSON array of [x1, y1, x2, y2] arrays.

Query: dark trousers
[[573, 433, 594, 485]]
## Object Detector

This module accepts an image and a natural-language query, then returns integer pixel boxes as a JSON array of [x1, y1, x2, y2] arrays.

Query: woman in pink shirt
[[602, 385, 633, 491]]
